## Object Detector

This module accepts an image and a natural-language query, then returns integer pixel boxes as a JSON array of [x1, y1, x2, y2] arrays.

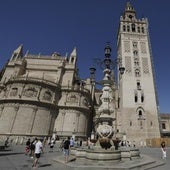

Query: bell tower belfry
[[117, 2, 160, 144]]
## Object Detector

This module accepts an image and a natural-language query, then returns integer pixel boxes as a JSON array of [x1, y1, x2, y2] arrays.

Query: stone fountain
[[69, 44, 140, 163]]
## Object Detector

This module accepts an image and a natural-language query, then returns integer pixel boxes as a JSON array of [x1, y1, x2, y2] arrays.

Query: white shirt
[[35, 140, 43, 154]]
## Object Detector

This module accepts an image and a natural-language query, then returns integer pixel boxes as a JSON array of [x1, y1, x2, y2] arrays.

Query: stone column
[[0, 105, 4, 118], [61, 110, 66, 133], [10, 105, 19, 133], [76, 112, 80, 133], [29, 107, 38, 134]]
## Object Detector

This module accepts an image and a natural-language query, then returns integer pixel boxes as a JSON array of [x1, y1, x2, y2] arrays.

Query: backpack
[[64, 140, 69, 149]]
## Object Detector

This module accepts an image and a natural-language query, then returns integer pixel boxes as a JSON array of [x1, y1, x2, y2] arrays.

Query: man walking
[[32, 138, 43, 168], [63, 137, 70, 163]]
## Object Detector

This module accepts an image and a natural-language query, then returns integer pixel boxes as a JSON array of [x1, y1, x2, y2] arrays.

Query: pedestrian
[[25, 138, 31, 155], [70, 137, 74, 147], [4, 137, 9, 148], [63, 137, 70, 163], [161, 141, 167, 159], [49, 138, 55, 152], [32, 138, 43, 168], [30, 138, 37, 159], [59, 139, 64, 152]]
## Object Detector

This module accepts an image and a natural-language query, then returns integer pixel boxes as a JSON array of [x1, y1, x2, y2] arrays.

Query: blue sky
[[0, 0, 169, 113]]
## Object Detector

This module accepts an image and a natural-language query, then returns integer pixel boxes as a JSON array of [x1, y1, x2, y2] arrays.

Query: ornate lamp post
[[92, 43, 125, 149]]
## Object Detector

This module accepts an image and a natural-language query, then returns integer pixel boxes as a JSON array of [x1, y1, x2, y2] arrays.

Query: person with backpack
[[63, 137, 70, 163], [30, 138, 37, 158], [25, 138, 31, 155]]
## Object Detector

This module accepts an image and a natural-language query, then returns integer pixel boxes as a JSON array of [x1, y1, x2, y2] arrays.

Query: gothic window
[[162, 123, 166, 130], [137, 26, 140, 33], [139, 110, 142, 118], [10, 87, 18, 97], [127, 25, 130, 32], [136, 107, 145, 120], [137, 82, 141, 90], [141, 93, 144, 102], [135, 69, 140, 77], [71, 57, 74, 63], [141, 27, 145, 33], [133, 42, 138, 48], [132, 23, 136, 32], [134, 58, 139, 66], [134, 91, 138, 103], [150, 121, 153, 127], [133, 50, 138, 56], [123, 25, 126, 32]]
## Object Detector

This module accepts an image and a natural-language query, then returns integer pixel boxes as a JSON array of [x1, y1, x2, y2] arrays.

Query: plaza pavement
[[0, 143, 169, 170]]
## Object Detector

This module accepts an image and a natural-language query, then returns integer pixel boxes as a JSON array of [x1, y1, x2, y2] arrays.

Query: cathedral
[[0, 2, 163, 145]]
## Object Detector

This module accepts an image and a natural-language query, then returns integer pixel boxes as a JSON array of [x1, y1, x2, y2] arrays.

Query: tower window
[[162, 123, 166, 130], [133, 50, 138, 56], [134, 58, 139, 66], [137, 82, 141, 90], [137, 27, 140, 33], [132, 23, 136, 32], [141, 27, 145, 33], [133, 42, 138, 48], [123, 25, 126, 32], [141, 94, 144, 102], [127, 25, 130, 32], [135, 94, 138, 103], [138, 110, 143, 119], [135, 69, 140, 77]]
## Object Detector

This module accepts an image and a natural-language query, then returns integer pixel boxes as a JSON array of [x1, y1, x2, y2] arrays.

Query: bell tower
[[117, 2, 160, 144]]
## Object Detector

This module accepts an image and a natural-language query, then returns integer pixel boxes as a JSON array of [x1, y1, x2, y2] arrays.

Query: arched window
[[141, 27, 145, 33], [134, 58, 139, 66], [135, 69, 140, 77], [141, 94, 144, 102], [137, 82, 141, 90], [123, 25, 126, 32], [127, 25, 130, 32], [133, 50, 138, 56], [132, 23, 136, 32], [136, 107, 145, 120], [134, 92, 138, 103], [137, 26, 140, 33]]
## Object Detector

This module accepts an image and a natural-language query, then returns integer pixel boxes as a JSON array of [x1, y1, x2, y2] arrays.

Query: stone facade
[[0, 46, 93, 139]]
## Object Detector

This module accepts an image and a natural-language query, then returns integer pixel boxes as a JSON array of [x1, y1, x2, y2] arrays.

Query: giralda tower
[[117, 2, 160, 144]]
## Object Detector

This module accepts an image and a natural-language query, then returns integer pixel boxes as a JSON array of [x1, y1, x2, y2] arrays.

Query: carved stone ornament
[[43, 90, 52, 101], [23, 87, 38, 97], [97, 124, 113, 138], [67, 94, 78, 103], [10, 88, 18, 97]]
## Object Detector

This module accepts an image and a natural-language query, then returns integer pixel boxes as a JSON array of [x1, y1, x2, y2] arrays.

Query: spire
[[70, 47, 77, 57], [69, 47, 77, 64], [10, 44, 23, 61], [14, 44, 23, 54]]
